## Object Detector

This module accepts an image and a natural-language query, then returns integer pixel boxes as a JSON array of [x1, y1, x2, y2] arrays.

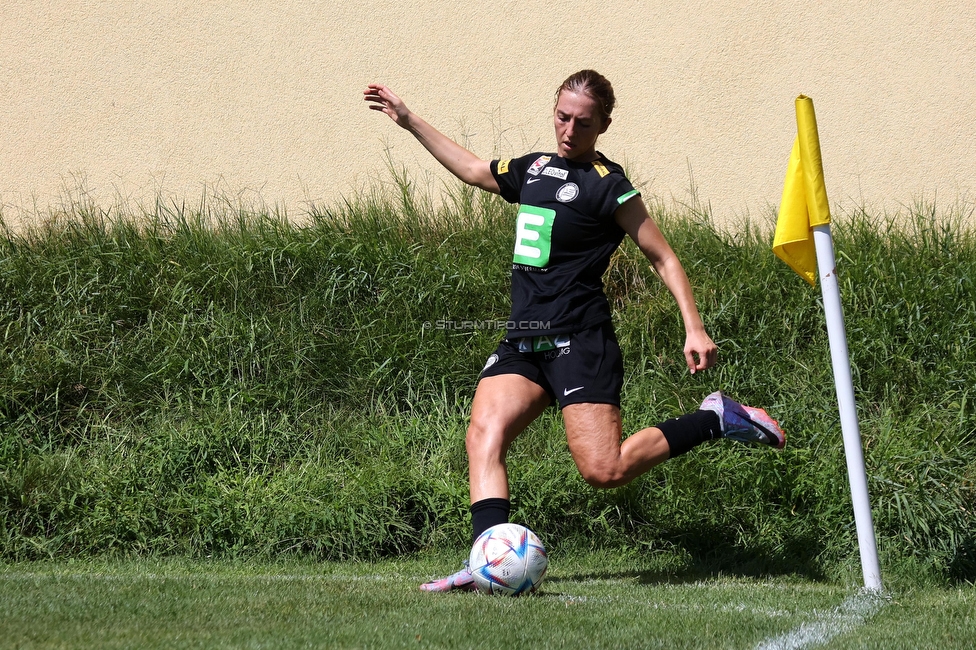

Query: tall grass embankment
[[1, 187, 973, 585]]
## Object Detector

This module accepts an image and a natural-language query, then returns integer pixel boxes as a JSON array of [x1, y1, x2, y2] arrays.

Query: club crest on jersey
[[556, 182, 579, 203], [541, 167, 569, 180], [527, 155, 552, 176]]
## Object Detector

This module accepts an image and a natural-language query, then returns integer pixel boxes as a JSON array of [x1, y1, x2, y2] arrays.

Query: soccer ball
[[469, 523, 548, 596]]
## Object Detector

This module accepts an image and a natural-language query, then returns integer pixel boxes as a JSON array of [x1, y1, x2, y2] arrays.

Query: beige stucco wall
[[2, 1, 974, 226]]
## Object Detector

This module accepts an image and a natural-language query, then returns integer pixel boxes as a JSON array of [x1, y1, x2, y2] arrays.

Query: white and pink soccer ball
[[468, 523, 548, 596]]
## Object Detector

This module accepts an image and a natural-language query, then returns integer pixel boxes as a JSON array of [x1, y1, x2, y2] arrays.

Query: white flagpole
[[812, 224, 883, 591]]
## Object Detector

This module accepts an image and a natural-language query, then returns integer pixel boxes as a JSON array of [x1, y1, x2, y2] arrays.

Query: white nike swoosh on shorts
[[563, 386, 585, 396]]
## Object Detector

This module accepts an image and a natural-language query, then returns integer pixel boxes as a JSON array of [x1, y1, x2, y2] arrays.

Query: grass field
[[1, 182, 974, 647], [1, 553, 973, 649]]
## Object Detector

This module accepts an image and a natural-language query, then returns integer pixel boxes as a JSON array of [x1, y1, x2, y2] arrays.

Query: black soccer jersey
[[490, 152, 640, 338]]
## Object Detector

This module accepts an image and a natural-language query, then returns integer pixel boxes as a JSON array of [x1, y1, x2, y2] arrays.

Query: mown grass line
[[0, 187, 974, 586]]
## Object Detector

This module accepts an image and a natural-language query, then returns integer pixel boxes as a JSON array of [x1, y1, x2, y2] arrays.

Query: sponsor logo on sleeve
[[497, 159, 510, 174], [541, 166, 569, 180], [592, 160, 610, 178], [555, 183, 579, 203], [527, 155, 552, 176]]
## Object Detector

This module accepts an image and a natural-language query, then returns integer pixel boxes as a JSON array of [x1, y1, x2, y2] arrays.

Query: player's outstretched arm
[[615, 196, 718, 374], [364, 83, 499, 194]]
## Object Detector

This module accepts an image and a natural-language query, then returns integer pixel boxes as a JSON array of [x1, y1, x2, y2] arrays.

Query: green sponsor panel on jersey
[[513, 205, 556, 267], [532, 336, 555, 352]]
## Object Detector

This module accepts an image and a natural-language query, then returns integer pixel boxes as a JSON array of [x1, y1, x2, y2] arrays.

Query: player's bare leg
[[466, 374, 550, 502], [563, 394, 786, 490], [420, 374, 549, 592], [562, 403, 670, 488]]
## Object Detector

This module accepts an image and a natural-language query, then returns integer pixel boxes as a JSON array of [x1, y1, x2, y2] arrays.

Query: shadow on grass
[[948, 535, 976, 585], [548, 528, 828, 586]]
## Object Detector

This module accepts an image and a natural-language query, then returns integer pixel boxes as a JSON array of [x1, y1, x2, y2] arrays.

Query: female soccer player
[[364, 70, 785, 592]]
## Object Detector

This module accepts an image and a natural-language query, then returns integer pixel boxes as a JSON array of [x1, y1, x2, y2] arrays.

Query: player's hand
[[364, 83, 411, 129], [684, 329, 717, 374]]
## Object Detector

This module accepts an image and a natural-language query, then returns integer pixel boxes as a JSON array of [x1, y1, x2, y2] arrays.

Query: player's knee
[[465, 417, 505, 459], [578, 463, 628, 489]]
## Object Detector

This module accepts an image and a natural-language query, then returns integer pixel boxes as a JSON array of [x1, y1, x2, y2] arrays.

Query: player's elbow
[[457, 162, 498, 193]]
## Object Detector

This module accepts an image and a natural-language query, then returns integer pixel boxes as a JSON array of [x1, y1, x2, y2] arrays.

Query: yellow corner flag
[[772, 96, 883, 591], [773, 95, 832, 286]]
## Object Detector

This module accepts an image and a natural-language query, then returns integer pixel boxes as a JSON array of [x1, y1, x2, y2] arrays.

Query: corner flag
[[774, 95, 883, 591], [773, 96, 832, 286]]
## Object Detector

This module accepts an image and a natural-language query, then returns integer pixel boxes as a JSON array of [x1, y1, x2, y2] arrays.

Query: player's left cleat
[[700, 391, 786, 449], [419, 562, 476, 593]]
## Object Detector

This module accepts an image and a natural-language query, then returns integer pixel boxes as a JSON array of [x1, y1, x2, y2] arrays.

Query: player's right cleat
[[700, 391, 786, 449], [419, 562, 476, 593]]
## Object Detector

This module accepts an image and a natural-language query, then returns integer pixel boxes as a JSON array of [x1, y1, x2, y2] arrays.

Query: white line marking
[[0, 571, 395, 583], [756, 589, 888, 650]]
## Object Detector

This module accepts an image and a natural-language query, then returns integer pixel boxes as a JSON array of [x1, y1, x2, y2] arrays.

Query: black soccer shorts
[[479, 321, 624, 408]]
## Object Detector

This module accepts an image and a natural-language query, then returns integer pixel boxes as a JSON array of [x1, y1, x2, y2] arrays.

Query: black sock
[[470, 498, 510, 543], [657, 410, 722, 458]]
